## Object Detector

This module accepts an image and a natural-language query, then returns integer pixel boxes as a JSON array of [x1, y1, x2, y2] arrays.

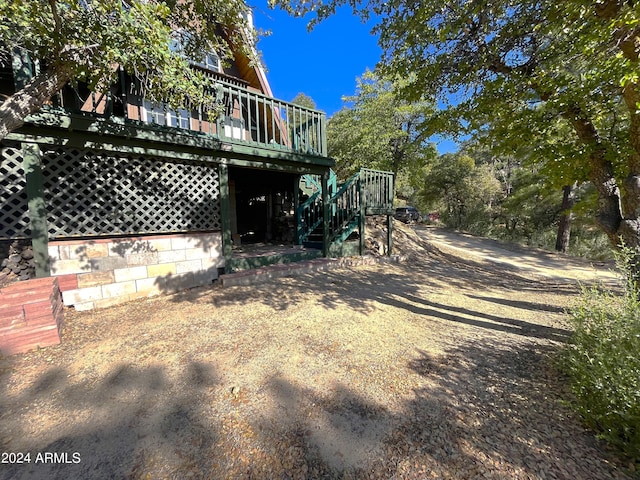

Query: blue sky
[[251, 2, 460, 154], [251, 2, 379, 116]]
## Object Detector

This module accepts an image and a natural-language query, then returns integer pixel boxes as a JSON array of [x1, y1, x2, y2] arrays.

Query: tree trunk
[[555, 182, 577, 253], [0, 62, 73, 143]]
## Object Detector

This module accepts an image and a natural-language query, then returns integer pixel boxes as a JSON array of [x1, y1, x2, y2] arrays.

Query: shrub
[[561, 246, 640, 460], [568, 226, 615, 261]]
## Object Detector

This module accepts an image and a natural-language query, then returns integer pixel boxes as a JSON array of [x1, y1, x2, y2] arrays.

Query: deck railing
[[360, 168, 395, 214], [50, 68, 328, 157]]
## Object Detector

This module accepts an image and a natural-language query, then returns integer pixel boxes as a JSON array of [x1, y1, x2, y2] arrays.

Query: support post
[[321, 171, 330, 257], [23, 143, 50, 278], [293, 176, 301, 245], [388, 171, 395, 255], [359, 176, 365, 255], [387, 214, 393, 256], [219, 164, 233, 270]]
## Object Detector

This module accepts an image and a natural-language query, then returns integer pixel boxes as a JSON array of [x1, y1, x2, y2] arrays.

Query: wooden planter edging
[[0, 277, 63, 355]]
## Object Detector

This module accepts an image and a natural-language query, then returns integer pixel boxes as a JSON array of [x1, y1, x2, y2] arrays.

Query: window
[[168, 108, 190, 129], [142, 101, 166, 126], [143, 101, 190, 130], [169, 30, 221, 73], [194, 52, 220, 72]]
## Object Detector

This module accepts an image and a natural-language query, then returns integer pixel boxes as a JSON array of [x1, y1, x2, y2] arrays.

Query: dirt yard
[[0, 224, 633, 479]]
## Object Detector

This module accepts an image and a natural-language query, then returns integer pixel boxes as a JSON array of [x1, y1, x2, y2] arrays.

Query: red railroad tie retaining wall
[[0, 277, 64, 355]]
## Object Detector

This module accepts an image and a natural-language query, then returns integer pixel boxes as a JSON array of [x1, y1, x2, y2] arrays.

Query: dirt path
[[417, 225, 619, 284], [0, 225, 632, 479]]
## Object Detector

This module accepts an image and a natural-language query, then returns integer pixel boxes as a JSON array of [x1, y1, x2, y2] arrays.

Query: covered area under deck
[[225, 166, 324, 271], [228, 167, 299, 246]]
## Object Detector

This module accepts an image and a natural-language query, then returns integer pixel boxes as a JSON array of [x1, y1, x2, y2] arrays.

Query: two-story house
[[0, 8, 394, 313]]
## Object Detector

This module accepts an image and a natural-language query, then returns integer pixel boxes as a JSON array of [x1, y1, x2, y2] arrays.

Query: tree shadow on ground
[[466, 294, 568, 313], [0, 319, 630, 478], [165, 254, 574, 344], [402, 292, 571, 342], [0, 236, 619, 478], [247, 340, 629, 479], [0, 361, 222, 480]]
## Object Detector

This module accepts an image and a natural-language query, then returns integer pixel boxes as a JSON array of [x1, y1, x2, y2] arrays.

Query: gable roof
[[222, 9, 274, 97]]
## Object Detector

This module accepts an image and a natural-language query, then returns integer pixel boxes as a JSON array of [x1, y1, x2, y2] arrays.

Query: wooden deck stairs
[[224, 168, 394, 275], [297, 168, 395, 256]]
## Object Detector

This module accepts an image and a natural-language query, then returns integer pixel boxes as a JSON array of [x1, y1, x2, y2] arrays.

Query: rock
[[1, 242, 36, 284]]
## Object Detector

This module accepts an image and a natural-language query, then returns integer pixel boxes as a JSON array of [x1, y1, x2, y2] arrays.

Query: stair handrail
[[328, 171, 361, 244], [301, 169, 337, 196], [296, 190, 323, 244], [331, 171, 360, 202]]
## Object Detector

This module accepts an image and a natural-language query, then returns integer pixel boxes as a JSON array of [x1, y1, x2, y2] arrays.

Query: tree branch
[[0, 62, 73, 143], [48, 0, 62, 49], [595, 0, 622, 20]]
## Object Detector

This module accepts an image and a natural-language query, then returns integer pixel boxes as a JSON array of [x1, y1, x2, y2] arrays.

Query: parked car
[[394, 206, 420, 223]]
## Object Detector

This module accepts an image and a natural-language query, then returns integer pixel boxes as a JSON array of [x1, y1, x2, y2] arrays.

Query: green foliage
[[497, 167, 563, 243], [421, 152, 502, 232], [561, 245, 640, 461], [327, 70, 437, 202], [274, 0, 640, 252], [290, 92, 317, 109], [565, 186, 615, 260], [329, 70, 437, 175], [420, 141, 612, 258], [569, 226, 615, 261], [0, 0, 253, 120]]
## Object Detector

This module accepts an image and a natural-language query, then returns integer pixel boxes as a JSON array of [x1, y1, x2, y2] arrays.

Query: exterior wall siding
[[48, 232, 224, 311]]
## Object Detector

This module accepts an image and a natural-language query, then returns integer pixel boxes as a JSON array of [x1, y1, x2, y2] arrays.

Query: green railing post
[[359, 175, 366, 255], [321, 115, 327, 156], [387, 214, 393, 256], [294, 176, 301, 245], [321, 171, 330, 257], [23, 143, 50, 278], [219, 164, 233, 269]]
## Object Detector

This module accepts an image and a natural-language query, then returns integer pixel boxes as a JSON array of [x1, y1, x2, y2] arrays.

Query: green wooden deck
[[3, 71, 395, 276]]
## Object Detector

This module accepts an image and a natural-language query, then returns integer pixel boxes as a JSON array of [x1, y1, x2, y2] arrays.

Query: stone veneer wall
[[48, 232, 224, 311]]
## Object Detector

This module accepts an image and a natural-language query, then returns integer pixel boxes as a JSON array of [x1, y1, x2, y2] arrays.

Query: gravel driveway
[[417, 225, 618, 284], [0, 224, 633, 479]]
